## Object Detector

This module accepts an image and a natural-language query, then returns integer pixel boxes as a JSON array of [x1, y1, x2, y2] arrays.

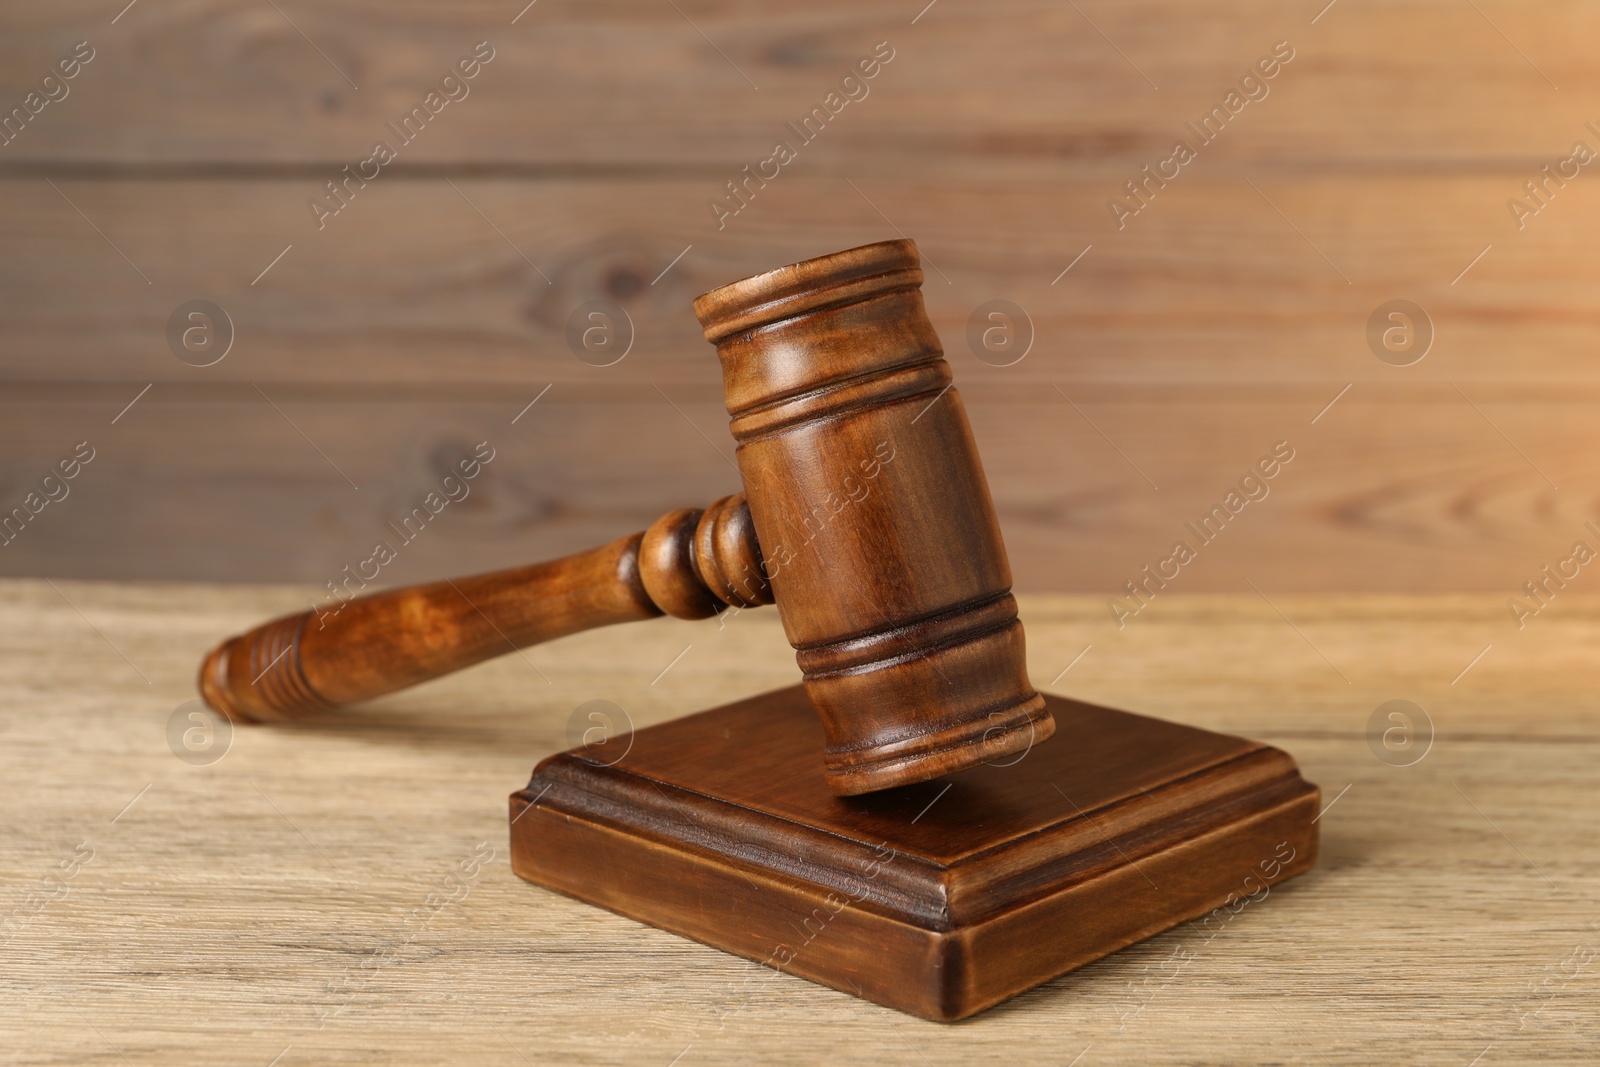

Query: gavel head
[[694, 239, 1053, 795]]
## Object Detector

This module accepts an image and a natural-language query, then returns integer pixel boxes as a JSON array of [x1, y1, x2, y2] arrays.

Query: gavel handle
[[199, 494, 771, 723]]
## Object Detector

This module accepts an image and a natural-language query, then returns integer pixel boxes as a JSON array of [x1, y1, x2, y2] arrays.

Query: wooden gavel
[[199, 239, 1054, 794]]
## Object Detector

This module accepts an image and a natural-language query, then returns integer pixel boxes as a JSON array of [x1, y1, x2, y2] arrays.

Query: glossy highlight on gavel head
[[693, 238, 1052, 793], [196, 238, 1050, 796]]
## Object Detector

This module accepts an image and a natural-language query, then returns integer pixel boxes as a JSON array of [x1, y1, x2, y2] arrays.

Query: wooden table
[[4, 580, 1596, 1064]]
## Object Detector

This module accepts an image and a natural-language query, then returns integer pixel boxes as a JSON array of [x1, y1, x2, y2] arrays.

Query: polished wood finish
[[695, 239, 1050, 793], [199, 493, 769, 723], [510, 685, 1319, 1021], [198, 240, 1048, 794]]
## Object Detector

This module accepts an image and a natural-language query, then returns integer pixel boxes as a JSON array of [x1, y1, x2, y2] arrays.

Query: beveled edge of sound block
[[509, 686, 1319, 1021]]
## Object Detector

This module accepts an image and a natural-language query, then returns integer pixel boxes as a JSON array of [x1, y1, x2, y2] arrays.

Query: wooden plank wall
[[2, 0, 1597, 593]]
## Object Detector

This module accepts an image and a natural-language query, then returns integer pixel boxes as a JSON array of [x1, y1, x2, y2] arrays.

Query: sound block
[[509, 686, 1319, 1021]]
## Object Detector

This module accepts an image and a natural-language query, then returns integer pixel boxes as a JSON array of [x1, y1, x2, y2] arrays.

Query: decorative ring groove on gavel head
[[692, 238, 1053, 795]]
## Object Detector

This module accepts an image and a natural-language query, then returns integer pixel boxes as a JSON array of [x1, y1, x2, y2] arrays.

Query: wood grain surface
[[3, 580, 1596, 1063], [511, 686, 1319, 1020], [2, 381, 1592, 593], [0, 1, 1593, 166], [3, 1, 1597, 589]]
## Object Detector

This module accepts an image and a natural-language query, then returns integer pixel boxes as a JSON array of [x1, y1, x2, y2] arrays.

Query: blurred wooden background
[[2, 0, 1597, 593]]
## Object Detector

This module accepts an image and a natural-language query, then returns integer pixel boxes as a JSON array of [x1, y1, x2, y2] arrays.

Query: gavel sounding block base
[[509, 686, 1319, 1021]]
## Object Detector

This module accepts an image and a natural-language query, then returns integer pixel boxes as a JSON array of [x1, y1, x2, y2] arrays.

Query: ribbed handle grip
[[199, 495, 770, 723]]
